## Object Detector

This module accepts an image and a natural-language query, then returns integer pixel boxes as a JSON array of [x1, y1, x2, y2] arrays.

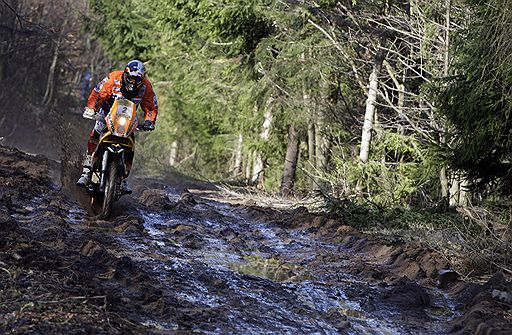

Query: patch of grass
[[327, 197, 512, 279], [326, 197, 466, 231], [230, 255, 313, 282]]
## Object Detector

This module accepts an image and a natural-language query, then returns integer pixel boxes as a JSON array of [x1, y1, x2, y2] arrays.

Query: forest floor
[[0, 144, 511, 334]]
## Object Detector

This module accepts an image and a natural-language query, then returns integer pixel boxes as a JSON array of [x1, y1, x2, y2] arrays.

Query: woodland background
[[1, 0, 512, 224]]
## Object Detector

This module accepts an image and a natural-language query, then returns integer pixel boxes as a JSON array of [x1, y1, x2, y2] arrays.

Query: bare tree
[[359, 48, 385, 163]]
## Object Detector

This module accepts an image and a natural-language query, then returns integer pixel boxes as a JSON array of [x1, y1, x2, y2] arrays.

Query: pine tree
[[437, 0, 512, 194]]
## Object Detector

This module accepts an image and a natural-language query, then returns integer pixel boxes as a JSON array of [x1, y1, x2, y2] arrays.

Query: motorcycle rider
[[76, 59, 158, 193]]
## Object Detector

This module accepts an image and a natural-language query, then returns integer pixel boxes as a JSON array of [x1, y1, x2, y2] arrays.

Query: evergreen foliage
[[437, 0, 512, 193], [83, 0, 508, 206]]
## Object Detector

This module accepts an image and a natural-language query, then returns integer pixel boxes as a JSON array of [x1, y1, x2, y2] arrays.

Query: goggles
[[126, 75, 143, 85]]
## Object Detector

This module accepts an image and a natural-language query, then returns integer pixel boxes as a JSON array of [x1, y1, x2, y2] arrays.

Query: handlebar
[[136, 124, 155, 132], [82, 113, 104, 121], [82, 111, 155, 131]]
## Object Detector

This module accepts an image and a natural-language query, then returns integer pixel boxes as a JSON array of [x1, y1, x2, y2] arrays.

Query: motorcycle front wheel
[[100, 162, 119, 220]]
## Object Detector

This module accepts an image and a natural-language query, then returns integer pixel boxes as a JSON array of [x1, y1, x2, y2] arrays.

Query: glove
[[82, 107, 96, 120], [142, 120, 155, 131]]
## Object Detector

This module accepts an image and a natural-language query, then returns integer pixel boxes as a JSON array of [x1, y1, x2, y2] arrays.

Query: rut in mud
[[1, 145, 511, 335]]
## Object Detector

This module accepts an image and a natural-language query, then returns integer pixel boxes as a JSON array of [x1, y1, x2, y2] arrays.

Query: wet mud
[[0, 145, 511, 334]]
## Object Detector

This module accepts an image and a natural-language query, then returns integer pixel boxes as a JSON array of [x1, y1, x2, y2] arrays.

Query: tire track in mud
[[1, 145, 511, 334], [2, 185, 425, 334], [94, 189, 447, 335]]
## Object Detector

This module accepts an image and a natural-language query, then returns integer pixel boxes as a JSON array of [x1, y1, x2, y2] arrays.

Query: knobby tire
[[101, 161, 118, 220]]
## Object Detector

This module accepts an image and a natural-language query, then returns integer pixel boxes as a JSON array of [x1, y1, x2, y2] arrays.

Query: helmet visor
[[126, 75, 143, 85], [124, 75, 143, 92]]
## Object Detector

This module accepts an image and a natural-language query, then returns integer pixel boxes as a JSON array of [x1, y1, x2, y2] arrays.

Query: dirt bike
[[86, 99, 140, 220]]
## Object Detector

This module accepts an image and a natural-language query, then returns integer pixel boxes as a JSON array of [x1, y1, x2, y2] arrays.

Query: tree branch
[[307, 18, 367, 92], [1, 0, 23, 28]]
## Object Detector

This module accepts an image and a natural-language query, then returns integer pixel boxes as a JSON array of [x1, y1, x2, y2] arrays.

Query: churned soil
[[0, 145, 511, 334]]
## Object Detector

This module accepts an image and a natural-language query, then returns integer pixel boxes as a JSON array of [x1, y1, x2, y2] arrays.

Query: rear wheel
[[100, 162, 119, 220]]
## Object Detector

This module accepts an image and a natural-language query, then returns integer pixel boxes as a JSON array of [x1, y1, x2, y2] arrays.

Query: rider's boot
[[76, 154, 93, 187], [120, 179, 132, 195]]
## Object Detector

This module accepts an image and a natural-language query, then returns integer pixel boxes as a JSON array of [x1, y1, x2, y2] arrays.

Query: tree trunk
[[245, 151, 253, 182], [359, 49, 385, 163], [444, 0, 451, 77], [440, 167, 449, 198], [374, 111, 386, 163], [43, 18, 68, 105], [449, 177, 459, 207], [440, 0, 451, 200], [251, 98, 273, 187], [449, 176, 470, 207], [280, 124, 300, 196], [314, 111, 329, 192], [302, 51, 316, 190], [308, 121, 316, 188], [43, 43, 59, 104], [0, 0, 20, 81], [444, 0, 467, 207], [252, 154, 264, 186], [383, 60, 405, 134], [233, 133, 243, 178], [459, 179, 470, 207], [169, 140, 178, 166]]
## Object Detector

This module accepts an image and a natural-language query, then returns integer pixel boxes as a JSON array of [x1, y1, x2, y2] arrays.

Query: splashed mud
[[0, 145, 511, 334]]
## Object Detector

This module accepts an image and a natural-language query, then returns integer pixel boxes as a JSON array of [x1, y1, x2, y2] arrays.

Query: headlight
[[118, 116, 128, 126]]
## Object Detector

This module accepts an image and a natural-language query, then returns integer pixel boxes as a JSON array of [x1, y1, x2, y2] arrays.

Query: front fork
[[99, 150, 109, 193], [99, 149, 126, 193]]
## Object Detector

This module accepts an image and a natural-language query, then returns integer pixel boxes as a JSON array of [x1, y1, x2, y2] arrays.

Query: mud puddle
[[100, 189, 456, 335], [1, 187, 463, 335]]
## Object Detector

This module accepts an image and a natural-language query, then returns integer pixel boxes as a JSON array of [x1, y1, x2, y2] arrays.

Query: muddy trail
[[0, 145, 511, 335]]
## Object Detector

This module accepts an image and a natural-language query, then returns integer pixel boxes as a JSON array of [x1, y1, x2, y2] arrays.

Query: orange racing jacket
[[87, 70, 158, 123]]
